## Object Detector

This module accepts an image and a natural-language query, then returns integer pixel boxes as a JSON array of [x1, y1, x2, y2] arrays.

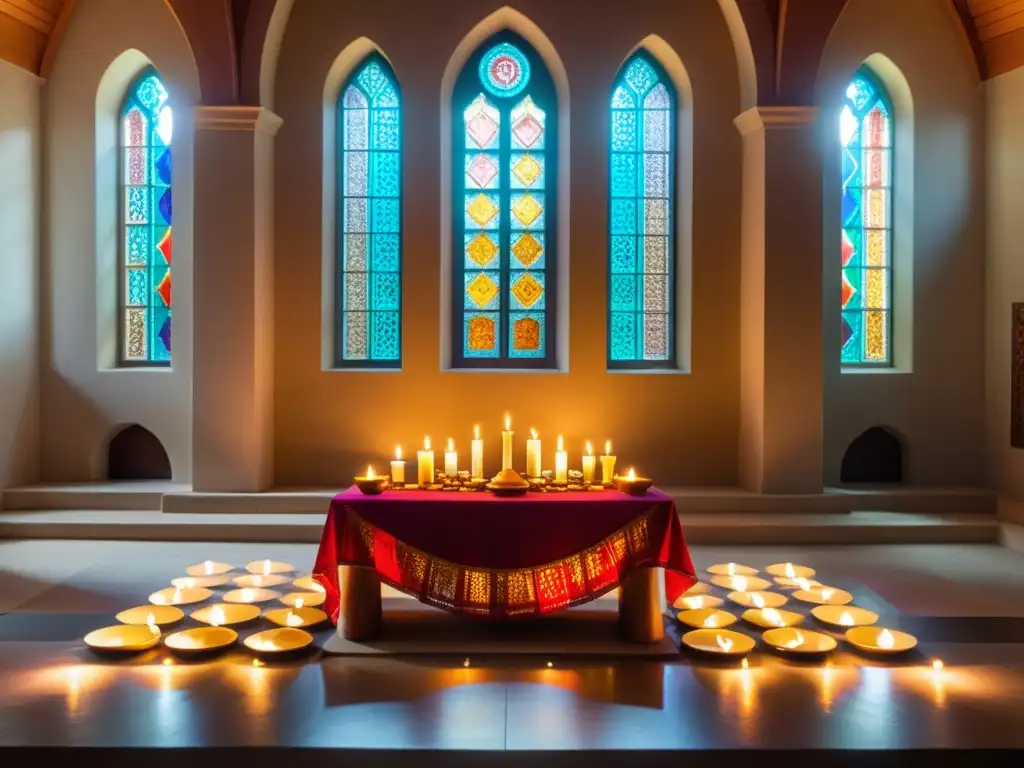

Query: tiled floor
[[1, 539, 1024, 761]]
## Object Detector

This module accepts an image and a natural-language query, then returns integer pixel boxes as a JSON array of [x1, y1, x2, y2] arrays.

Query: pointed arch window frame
[[118, 66, 173, 367], [840, 64, 894, 368], [450, 30, 559, 369], [606, 49, 678, 370], [335, 52, 404, 368]]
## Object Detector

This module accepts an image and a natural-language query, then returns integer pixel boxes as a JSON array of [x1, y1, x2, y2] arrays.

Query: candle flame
[[395, 445, 402, 460], [285, 611, 303, 628], [734, 575, 748, 593], [253, 575, 263, 587], [727, 562, 736, 576], [203, 560, 214, 576], [241, 588, 255, 603], [820, 588, 834, 602], [605, 440, 611, 455], [474, 424, 480, 439], [586, 441, 593, 456], [210, 605, 226, 626], [763, 608, 783, 627], [531, 428, 538, 440], [715, 634, 733, 653], [839, 611, 855, 626], [505, 414, 511, 430], [703, 613, 718, 628], [262, 559, 272, 576], [796, 578, 812, 590], [625, 467, 635, 481], [366, 465, 375, 479], [447, 438, 454, 452], [424, 436, 431, 451], [557, 435, 564, 451], [171, 587, 182, 604], [295, 597, 304, 609], [878, 628, 895, 649], [146, 613, 159, 635], [785, 631, 805, 649], [751, 592, 765, 609], [785, 562, 796, 579], [684, 596, 704, 609]]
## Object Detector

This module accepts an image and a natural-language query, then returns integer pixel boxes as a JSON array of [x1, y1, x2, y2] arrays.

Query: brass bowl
[[845, 626, 918, 655], [263, 606, 329, 629], [84, 624, 162, 655], [115, 605, 184, 627], [355, 476, 388, 495], [487, 468, 530, 497], [614, 476, 653, 495], [763, 627, 837, 656], [244, 628, 315, 659], [812, 605, 878, 628], [191, 603, 261, 627], [164, 626, 237, 657], [681, 628, 755, 658], [741, 607, 805, 629], [676, 608, 737, 630]]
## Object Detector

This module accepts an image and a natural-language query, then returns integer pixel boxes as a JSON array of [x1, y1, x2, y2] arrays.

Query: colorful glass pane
[[479, 42, 531, 98], [338, 56, 402, 365], [120, 69, 172, 364], [608, 51, 675, 365], [840, 67, 893, 366]]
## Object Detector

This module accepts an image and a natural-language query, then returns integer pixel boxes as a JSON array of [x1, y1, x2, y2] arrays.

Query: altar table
[[312, 486, 696, 643]]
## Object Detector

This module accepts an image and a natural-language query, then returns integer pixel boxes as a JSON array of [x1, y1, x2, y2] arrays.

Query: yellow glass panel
[[866, 229, 886, 267], [466, 233, 498, 267], [466, 273, 499, 308], [512, 233, 543, 267], [864, 189, 886, 228], [467, 194, 498, 227], [865, 268, 886, 309], [512, 194, 542, 227], [512, 154, 542, 186], [511, 273, 543, 308], [865, 311, 886, 360], [468, 316, 496, 350]]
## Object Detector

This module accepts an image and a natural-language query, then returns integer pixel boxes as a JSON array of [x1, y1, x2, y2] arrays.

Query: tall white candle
[[501, 413, 513, 470], [391, 445, 406, 485], [601, 439, 616, 484], [581, 441, 596, 485], [417, 436, 434, 486], [444, 438, 458, 477], [554, 434, 568, 484], [526, 428, 542, 478], [471, 425, 484, 479]]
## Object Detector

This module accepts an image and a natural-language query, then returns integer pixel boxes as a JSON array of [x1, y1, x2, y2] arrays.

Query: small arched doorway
[[840, 426, 903, 484], [107, 424, 172, 480]]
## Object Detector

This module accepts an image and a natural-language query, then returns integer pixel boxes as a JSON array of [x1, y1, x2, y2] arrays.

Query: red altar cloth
[[312, 486, 696, 623]]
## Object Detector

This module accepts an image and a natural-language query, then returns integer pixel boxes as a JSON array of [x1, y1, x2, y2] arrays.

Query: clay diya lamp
[[706, 563, 759, 576], [245, 559, 294, 575], [244, 628, 315, 659], [223, 587, 281, 604], [614, 468, 653, 495], [763, 627, 837, 657], [164, 626, 237, 658], [186, 560, 233, 577], [676, 608, 737, 630], [191, 603, 261, 627], [812, 605, 879, 629], [355, 465, 388, 495], [85, 623, 162, 656], [681, 628, 755, 660], [845, 626, 918, 655], [793, 586, 853, 606], [116, 605, 183, 627], [148, 586, 212, 607]]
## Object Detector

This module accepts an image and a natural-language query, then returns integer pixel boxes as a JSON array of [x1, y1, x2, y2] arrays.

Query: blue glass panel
[[509, 312, 545, 358], [841, 186, 861, 229], [154, 148, 172, 185], [372, 234, 400, 271], [623, 57, 657, 97], [611, 85, 634, 109], [841, 311, 861, 363], [152, 308, 171, 360], [127, 187, 148, 224], [371, 272, 400, 311], [846, 76, 873, 110], [479, 42, 531, 98], [611, 236, 635, 273], [372, 109, 400, 151], [155, 187, 172, 226], [611, 199, 637, 234], [509, 271, 546, 311], [464, 312, 500, 358], [610, 275, 636, 311], [611, 153, 637, 198], [610, 312, 636, 361], [135, 75, 168, 112], [372, 152, 400, 198], [841, 147, 858, 188], [126, 226, 149, 266], [611, 111, 637, 152], [371, 311, 400, 359], [126, 268, 147, 306]]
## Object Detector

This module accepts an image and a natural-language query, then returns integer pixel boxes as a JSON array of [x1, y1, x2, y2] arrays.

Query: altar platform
[[1, 539, 1023, 765]]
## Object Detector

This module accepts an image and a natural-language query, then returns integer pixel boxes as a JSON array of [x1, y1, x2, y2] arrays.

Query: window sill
[[840, 366, 911, 375], [442, 367, 568, 374], [322, 367, 403, 373], [607, 367, 689, 375]]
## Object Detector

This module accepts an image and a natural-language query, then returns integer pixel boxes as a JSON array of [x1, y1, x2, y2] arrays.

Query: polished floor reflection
[[1, 539, 1023, 759]]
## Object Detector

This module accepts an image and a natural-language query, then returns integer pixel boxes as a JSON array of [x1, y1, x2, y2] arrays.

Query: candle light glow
[[582, 441, 596, 485], [554, 434, 568, 483], [878, 628, 895, 649]]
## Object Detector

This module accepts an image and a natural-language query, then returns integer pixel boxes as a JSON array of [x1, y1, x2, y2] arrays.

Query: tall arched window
[[337, 54, 402, 366], [120, 68, 173, 365], [608, 52, 676, 367], [452, 32, 557, 368], [840, 67, 893, 366]]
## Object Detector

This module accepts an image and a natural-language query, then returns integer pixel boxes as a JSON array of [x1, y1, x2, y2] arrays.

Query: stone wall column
[[192, 107, 281, 491], [735, 107, 823, 494]]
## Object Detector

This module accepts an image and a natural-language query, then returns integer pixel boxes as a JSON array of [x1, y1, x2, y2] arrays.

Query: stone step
[[1, 481, 188, 512], [0, 509, 1000, 546]]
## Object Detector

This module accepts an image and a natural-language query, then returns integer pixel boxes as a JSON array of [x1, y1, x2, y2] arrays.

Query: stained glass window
[[452, 33, 556, 368], [120, 68, 173, 365], [840, 67, 893, 366], [337, 54, 402, 366], [608, 52, 675, 368]]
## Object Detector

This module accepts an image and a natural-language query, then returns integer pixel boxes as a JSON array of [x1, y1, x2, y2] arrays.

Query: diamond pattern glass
[[120, 69, 172, 364], [456, 37, 553, 364], [339, 56, 402, 364], [840, 67, 893, 366], [608, 52, 675, 366]]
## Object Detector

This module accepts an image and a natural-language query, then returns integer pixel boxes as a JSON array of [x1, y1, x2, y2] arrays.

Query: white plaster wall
[[0, 59, 41, 495], [43, 0, 199, 481], [818, 0, 985, 485], [985, 65, 1024, 523]]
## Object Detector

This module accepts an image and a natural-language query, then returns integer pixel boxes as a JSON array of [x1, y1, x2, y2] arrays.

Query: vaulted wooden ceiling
[[2, 0, 1024, 98]]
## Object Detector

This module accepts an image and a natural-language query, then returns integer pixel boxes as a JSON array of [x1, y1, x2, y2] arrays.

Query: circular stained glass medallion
[[479, 42, 530, 98]]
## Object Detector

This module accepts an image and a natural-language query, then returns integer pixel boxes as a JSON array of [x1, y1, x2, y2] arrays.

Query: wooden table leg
[[618, 568, 664, 643], [339, 565, 382, 641]]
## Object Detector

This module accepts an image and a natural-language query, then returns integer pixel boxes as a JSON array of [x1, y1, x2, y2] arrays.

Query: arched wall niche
[[439, 6, 571, 371], [43, 0, 199, 482], [817, 0, 984, 487]]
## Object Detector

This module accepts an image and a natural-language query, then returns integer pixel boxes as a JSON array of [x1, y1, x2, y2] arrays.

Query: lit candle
[[526, 428, 542, 478], [581, 441, 596, 485], [600, 440, 616, 484], [471, 425, 484, 479], [445, 438, 458, 477], [501, 414, 513, 470], [391, 446, 406, 485], [554, 435, 568, 484], [417, 436, 434, 486]]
